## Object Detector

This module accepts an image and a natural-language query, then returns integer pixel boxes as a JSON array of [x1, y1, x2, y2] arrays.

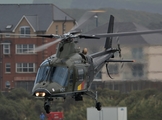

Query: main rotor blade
[[71, 11, 96, 31], [79, 34, 99, 39], [33, 38, 62, 52], [0, 33, 61, 38], [93, 29, 162, 38], [37, 34, 60, 38], [0, 33, 37, 37]]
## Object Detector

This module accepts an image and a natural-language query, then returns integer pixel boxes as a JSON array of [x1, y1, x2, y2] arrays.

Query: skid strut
[[84, 90, 101, 111]]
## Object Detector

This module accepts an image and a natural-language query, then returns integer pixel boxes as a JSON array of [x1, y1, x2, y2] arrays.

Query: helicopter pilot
[[82, 48, 88, 55]]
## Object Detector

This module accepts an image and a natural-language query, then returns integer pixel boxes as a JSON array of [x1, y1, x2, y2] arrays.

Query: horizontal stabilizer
[[94, 29, 162, 38], [106, 59, 135, 62]]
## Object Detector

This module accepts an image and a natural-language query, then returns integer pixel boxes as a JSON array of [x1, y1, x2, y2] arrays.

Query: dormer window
[[20, 26, 30, 37]]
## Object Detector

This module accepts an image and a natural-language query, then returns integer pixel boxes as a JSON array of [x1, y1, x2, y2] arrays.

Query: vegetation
[[1, 87, 162, 120], [0, 88, 44, 120]]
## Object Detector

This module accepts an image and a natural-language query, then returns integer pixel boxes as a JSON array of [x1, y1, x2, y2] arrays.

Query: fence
[[91, 80, 162, 93]]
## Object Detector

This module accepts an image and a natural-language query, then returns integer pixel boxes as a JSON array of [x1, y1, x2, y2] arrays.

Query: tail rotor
[[116, 36, 124, 69]]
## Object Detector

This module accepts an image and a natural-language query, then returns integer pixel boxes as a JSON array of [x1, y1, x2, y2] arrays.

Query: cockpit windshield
[[49, 66, 68, 86], [35, 62, 69, 86], [35, 65, 50, 83]]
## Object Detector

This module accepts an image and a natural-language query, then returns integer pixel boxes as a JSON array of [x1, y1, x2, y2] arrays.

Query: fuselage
[[32, 40, 116, 98], [32, 41, 94, 97]]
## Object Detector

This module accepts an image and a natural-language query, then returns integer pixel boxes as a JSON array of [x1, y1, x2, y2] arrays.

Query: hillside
[[62, 8, 162, 31], [33, 0, 162, 14]]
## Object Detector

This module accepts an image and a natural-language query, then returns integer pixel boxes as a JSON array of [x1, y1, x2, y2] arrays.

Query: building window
[[95, 71, 102, 79], [63, 24, 66, 33], [5, 63, 11, 73], [16, 44, 35, 54], [5, 81, 11, 88], [132, 47, 143, 59], [20, 26, 30, 37], [15, 81, 34, 92], [2, 43, 10, 54], [5, 34, 10, 38], [109, 64, 119, 75], [56, 25, 58, 34], [16, 63, 36, 73], [132, 64, 144, 77]]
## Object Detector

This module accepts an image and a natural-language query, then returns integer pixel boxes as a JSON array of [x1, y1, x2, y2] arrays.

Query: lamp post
[[94, 15, 98, 27], [90, 10, 105, 27]]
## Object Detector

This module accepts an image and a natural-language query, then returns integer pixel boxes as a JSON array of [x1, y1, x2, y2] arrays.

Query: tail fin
[[104, 15, 114, 49]]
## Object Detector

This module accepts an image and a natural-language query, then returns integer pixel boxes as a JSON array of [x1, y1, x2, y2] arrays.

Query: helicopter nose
[[33, 88, 51, 97]]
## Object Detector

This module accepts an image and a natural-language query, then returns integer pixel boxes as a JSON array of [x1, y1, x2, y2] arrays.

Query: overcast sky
[[0, 0, 33, 4]]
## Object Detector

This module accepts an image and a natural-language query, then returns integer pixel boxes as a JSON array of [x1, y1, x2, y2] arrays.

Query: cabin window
[[78, 68, 84, 81]]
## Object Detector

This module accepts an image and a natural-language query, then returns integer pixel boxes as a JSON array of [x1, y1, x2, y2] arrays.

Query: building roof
[[78, 22, 162, 51], [0, 4, 74, 32]]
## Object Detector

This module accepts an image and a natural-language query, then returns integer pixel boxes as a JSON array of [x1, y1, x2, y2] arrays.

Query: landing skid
[[72, 90, 102, 111], [44, 101, 50, 114], [43, 90, 101, 113], [84, 90, 102, 111]]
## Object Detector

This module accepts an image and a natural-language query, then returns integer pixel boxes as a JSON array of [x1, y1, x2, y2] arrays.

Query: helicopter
[[31, 15, 122, 113], [26, 13, 162, 113]]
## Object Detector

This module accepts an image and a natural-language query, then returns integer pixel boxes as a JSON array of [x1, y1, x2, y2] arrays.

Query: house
[[0, 4, 75, 92]]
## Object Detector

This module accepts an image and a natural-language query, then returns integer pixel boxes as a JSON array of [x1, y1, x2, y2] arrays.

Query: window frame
[[2, 43, 10, 55], [132, 64, 144, 77], [19, 26, 30, 37], [132, 47, 143, 59], [15, 81, 34, 92], [16, 44, 35, 54], [63, 24, 66, 33], [16, 63, 36, 73], [55, 25, 58, 34], [5, 63, 11, 73], [109, 64, 119, 75]]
